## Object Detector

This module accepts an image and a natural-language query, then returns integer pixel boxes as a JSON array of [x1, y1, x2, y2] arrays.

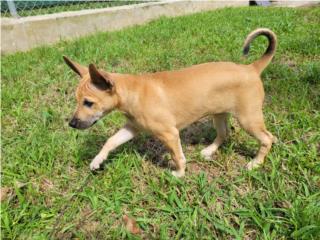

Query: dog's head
[[63, 56, 119, 129]]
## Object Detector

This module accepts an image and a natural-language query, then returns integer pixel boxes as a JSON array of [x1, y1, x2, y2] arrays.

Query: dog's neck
[[111, 73, 143, 117]]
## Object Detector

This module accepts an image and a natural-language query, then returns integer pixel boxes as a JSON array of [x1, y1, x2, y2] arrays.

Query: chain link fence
[[1, 0, 146, 17]]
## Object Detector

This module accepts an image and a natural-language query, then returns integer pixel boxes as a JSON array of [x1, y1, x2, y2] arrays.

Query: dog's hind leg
[[201, 113, 229, 160], [236, 111, 273, 170], [90, 123, 138, 171], [155, 127, 186, 178]]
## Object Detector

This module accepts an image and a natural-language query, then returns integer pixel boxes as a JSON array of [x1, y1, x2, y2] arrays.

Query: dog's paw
[[90, 155, 105, 171], [200, 147, 214, 160], [90, 154, 106, 171], [272, 136, 278, 144], [171, 170, 185, 178], [90, 161, 101, 171], [246, 159, 262, 170]]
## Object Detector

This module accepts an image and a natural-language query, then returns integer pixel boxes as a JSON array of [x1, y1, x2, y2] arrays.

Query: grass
[[1, 5, 320, 240]]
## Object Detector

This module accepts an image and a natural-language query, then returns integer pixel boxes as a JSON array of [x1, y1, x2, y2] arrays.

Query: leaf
[[0, 187, 12, 201], [122, 215, 141, 235]]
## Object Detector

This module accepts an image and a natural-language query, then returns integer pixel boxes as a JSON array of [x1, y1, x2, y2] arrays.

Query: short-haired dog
[[64, 28, 277, 177]]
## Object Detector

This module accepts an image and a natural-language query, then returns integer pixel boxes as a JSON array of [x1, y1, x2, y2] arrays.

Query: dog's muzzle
[[69, 117, 79, 128], [69, 117, 97, 129]]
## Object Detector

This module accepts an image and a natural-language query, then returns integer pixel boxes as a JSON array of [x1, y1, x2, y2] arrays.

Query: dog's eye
[[83, 99, 94, 107]]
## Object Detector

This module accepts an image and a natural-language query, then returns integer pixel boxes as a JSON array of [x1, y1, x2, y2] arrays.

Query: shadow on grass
[[77, 117, 256, 171]]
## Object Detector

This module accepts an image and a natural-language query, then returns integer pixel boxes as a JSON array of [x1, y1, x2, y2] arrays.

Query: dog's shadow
[[129, 120, 215, 168], [78, 118, 255, 169]]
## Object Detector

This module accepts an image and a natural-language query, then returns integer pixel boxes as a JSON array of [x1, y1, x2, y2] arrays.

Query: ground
[[1, 6, 320, 240]]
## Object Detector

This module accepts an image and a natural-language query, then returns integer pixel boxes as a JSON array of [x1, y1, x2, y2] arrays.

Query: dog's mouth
[[80, 119, 98, 129], [69, 119, 99, 130]]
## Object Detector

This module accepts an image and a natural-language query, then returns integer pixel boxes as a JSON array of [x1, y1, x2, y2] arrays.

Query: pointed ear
[[89, 64, 113, 91], [63, 55, 87, 77]]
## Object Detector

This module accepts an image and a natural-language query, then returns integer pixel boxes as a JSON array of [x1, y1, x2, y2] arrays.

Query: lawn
[[1, 5, 320, 240]]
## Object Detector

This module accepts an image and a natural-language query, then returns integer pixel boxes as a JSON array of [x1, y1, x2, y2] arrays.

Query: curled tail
[[243, 28, 277, 73]]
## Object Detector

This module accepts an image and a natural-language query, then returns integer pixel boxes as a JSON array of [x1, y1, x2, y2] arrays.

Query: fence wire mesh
[[1, 0, 146, 17]]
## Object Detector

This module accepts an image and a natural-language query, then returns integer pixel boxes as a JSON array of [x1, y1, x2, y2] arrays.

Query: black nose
[[69, 118, 78, 128]]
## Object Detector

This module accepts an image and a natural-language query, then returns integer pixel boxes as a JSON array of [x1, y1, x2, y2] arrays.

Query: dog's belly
[[171, 88, 237, 130], [174, 103, 231, 130]]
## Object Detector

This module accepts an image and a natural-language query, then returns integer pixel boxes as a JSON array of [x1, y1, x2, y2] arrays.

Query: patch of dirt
[[1, 181, 28, 202], [39, 178, 55, 192], [226, 154, 248, 173], [82, 220, 100, 233], [280, 58, 297, 68], [55, 231, 73, 239], [234, 183, 250, 197], [188, 162, 203, 173], [244, 229, 258, 240], [189, 151, 248, 181], [188, 162, 221, 181]]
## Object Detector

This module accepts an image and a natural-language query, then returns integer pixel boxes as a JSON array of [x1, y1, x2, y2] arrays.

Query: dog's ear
[[89, 64, 113, 91], [63, 56, 87, 77]]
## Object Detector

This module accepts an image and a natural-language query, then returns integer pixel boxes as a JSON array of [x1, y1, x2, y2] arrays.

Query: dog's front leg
[[156, 128, 186, 178], [90, 124, 138, 171]]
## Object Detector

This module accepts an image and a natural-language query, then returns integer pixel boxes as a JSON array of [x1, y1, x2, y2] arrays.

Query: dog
[[64, 28, 277, 177]]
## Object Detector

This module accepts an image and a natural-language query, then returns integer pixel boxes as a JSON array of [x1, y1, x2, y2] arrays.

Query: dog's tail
[[243, 28, 277, 74]]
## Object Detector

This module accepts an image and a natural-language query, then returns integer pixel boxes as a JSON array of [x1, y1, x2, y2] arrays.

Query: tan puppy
[[64, 28, 277, 177]]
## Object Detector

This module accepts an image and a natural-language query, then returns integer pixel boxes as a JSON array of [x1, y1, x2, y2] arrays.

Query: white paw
[[201, 147, 214, 160], [272, 136, 278, 143], [171, 170, 185, 178], [89, 155, 105, 171], [90, 161, 101, 171], [246, 159, 261, 170]]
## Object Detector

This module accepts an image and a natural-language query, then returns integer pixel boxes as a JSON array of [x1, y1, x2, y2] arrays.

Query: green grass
[[1, 6, 320, 239]]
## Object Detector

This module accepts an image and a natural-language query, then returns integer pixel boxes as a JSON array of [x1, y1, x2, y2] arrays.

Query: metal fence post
[[6, 0, 19, 18]]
